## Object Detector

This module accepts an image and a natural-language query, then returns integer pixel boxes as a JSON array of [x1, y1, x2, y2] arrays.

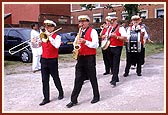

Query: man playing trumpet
[[39, 20, 64, 106]]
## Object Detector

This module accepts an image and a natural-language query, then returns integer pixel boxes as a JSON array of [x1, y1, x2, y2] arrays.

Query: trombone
[[40, 27, 62, 42], [9, 40, 31, 55], [9, 27, 63, 55]]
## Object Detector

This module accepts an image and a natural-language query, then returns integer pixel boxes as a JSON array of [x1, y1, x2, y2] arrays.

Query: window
[[156, 9, 164, 18], [139, 10, 148, 19], [93, 13, 102, 23], [9, 30, 21, 38]]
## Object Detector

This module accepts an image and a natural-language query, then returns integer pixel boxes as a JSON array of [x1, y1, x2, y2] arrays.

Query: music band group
[[30, 14, 151, 108]]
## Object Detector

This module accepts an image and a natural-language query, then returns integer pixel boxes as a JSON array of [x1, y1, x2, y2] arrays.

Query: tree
[[123, 4, 139, 20], [80, 4, 95, 11]]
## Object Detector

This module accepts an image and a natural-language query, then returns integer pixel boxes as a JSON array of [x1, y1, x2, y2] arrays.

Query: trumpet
[[40, 27, 62, 42], [9, 39, 30, 55]]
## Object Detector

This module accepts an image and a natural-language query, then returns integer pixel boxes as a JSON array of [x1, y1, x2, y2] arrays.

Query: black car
[[4, 28, 32, 63], [58, 32, 77, 53]]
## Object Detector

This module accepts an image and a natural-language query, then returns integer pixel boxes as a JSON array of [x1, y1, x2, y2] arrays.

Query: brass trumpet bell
[[40, 32, 49, 42]]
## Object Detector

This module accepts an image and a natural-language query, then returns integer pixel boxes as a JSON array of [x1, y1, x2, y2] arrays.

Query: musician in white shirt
[[66, 15, 100, 108], [30, 23, 42, 73], [100, 16, 113, 75], [123, 15, 148, 77]]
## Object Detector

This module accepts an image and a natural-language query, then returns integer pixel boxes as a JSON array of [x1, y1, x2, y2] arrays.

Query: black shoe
[[66, 102, 77, 108], [123, 73, 128, 77], [103, 72, 110, 75], [116, 79, 119, 82], [91, 98, 100, 104], [58, 95, 64, 100], [39, 99, 50, 106], [137, 73, 142, 76], [110, 81, 116, 88]]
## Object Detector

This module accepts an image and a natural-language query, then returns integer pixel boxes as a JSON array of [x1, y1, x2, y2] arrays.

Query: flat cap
[[111, 16, 118, 20], [131, 15, 140, 20], [44, 20, 56, 27], [78, 15, 90, 21], [105, 16, 112, 21]]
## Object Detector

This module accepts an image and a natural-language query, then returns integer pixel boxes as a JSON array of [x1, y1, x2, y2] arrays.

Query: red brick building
[[4, 4, 71, 24], [71, 4, 164, 24]]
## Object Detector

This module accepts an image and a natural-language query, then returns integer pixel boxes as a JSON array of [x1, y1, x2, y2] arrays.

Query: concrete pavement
[[3, 52, 165, 113]]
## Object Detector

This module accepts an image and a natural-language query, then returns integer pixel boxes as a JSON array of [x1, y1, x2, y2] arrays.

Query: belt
[[109, 45, 117, 47]]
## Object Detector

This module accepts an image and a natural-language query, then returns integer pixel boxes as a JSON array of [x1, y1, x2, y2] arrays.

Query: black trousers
[[40, 58, 64, 101], [125, 44, 145, 66], [109, 46, 123, 83], [102, 47, 113, 73], [71, 55, 100, 103], [124, 48, 144, 75], [141, 47, 145, 65]]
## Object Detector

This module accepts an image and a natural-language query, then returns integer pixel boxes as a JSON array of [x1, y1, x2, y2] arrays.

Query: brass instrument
[[40, 27, 62, 42], [9, 39, 30, 55], [72, 27, 82, 60], [100, 24, 104, 29], [9, 27, 62, 55]]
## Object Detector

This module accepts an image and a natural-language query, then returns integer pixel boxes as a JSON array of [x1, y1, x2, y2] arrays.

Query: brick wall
[[91, 18, 164, 44]]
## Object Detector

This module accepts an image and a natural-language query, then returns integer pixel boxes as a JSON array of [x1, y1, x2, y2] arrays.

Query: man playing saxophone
[[39, 19, 64, 106], [66, 15, 100, 108]]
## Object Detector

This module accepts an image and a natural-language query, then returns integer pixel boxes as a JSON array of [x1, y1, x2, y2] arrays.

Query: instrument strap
[[111, 24, 119, 33], [107, 24, 119, 40], [81, 27, 89, 38]]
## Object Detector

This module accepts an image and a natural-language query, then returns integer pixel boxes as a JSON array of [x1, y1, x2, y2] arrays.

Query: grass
[[4, 43, 164, 66]]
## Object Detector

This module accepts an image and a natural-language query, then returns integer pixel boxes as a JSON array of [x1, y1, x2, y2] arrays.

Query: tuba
[[72, 27, 82, 60], [40, 27, 62, 42]]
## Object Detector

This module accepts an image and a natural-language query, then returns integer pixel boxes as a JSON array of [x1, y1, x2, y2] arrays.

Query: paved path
[[3, 52, 165, 113]]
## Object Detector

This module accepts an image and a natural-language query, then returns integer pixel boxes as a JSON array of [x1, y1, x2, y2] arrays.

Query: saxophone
[[72, 27, 82, 60]]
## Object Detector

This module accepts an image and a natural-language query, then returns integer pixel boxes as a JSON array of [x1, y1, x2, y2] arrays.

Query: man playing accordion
[[123, 15, 148, 77]]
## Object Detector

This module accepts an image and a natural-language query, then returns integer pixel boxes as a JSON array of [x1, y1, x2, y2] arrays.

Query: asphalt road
[[3, 52, 165, 113]]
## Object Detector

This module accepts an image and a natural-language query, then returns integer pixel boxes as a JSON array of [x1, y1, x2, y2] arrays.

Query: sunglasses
[[45, 23, 55, 27]]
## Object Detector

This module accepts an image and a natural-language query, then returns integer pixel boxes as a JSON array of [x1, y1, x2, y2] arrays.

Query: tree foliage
[[80, 4, 95, 11], [123, 4, 139, 20]]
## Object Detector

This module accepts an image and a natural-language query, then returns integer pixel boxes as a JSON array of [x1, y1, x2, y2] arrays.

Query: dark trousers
[[102, 47, 113, 73], [40, 58, 64, 101], [141, 47, 145, 65], [125, 44, 145, 66], [124, 49, 143, 75], [109, 46, 123, 83], [71, 55, 100, 103]]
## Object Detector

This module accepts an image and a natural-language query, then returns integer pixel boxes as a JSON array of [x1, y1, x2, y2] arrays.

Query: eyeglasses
[[45, 23, 55, 27]]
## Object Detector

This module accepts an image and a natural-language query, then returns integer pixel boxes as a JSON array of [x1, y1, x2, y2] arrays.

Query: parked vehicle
[[4, 28, 32, 63], [58, 32, 77, 53]]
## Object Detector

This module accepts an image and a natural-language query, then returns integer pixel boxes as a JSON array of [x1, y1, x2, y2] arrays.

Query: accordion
[[127, 30, 141, 52]]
